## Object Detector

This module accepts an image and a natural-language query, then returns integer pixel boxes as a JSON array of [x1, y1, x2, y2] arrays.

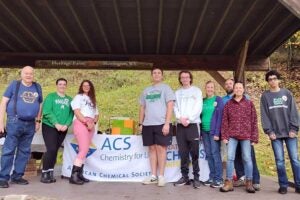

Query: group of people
[[139, 67, 300, 195], [0, 66, 98, 188], [0, 66, 299, 196]]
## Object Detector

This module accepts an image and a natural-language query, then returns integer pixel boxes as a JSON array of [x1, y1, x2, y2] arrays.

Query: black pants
[[176, 123, 200, 180], [42, 123, 67, 170]]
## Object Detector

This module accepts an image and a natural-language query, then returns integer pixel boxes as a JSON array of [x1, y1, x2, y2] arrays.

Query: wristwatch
[[35, 119, 41, 123]]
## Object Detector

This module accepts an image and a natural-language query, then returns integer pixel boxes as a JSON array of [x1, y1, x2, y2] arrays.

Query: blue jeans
[[235, 144, 260, 184], [226, 138, 253, 180], [202, 131, 223, 182], [271, 137, 300, 188], [0, 116, 35, 181]]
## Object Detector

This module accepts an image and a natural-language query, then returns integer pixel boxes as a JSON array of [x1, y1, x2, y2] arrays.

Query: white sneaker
[[142, 176, 158, 185], [158, 176, 166, 187]]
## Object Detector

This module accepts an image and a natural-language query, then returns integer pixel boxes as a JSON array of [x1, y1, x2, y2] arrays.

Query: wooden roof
[[0, 0, 299, 70]]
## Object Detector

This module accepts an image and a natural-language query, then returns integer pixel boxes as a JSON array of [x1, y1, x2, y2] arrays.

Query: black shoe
[[295, 187, 300, 194], [204, 179, 213, 186], [40, 172, 52, 184], [69, 165, 84, 185], [174, 177, 189, 186], [193, 179, 201, 189], [210, 181, 224, 188], [11, 178, 29, 185], [49, 171, 56, 183], [78, 165, 89, 183], [278, 187, 287, 194], [0, 180, 9, 188]]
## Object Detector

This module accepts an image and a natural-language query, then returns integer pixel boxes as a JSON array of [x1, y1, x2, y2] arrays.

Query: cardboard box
[[110, 117, 135, 135], [24, 159, 39, 177]]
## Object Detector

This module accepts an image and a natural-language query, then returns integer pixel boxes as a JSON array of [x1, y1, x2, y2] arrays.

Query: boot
[[49, 170, 56, 183], [40, 171, 52, 184], [78, 165, 89, 183], [245, 179, 255, 193], [69, 165, 84, 185], [220, 179, 234, 192]]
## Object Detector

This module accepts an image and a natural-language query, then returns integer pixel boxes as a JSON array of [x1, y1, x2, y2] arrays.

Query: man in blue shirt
[[0, 66, 43, 188]]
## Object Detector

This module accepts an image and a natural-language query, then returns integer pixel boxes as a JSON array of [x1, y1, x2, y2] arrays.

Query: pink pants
[[73, 118, 95, 162]]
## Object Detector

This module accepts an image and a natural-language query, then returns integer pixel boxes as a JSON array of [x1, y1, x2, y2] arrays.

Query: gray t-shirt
[[139, 83, 175, 126]]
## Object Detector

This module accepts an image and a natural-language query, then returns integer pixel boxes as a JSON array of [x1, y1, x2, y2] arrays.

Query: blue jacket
[[209, 96, 224, 137]]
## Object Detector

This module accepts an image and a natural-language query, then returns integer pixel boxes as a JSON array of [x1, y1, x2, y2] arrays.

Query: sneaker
[[158, 176, 166, 187], [295, 187, 300, 193], [253, 183, 260, 191], [11, 178, 29, 185], [193, 179, 201, 189], [233, 178, 245, 187], [142, 176, 158, 185], [0, 180, 9, 188], [204, 179, 213, 186], [278, 187, 287, 194], [210, 181, 224, 188], [174, 177, 189, 186]]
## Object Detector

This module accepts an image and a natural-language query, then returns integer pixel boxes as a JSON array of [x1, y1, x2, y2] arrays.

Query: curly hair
[[78, 80, 96, 108]]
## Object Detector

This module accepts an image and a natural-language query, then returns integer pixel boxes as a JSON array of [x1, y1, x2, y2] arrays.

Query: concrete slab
[[0, 176, 299, 200]]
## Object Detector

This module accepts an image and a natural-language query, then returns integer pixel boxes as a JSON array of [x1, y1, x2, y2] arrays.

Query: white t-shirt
[[71, 94, 99, 118]]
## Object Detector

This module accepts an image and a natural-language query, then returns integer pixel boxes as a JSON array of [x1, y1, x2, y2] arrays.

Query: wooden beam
[[0, 22, 33, 51], [187, 0, 209, 54], [0, 52, 267, 71], [205, 71, 226, 90], [35, 60, 153, 70], [278, 0, 300, 18], [21, 0, 64, 52], [113, 0, 128, 53], [203, 0, 235, 54], [91, 0, 112, 53], [247, 4, 281, 42], [0, 38, 16, 51], [156, 0, 163, 54], [172, 0, 186, 54], [45, 1, 81, 53], [66, 0, 96, 53], [245, 57, 270, 71], [220, 0, 259, 54], [266, 26, 300, 56], [251, 14, 295, 55], [136, 0, 143, 53], [235, 41, 249, 82], [0, 0, 47, 52]]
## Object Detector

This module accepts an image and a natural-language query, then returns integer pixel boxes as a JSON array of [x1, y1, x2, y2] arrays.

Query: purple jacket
[[210, 96, 224, 137]]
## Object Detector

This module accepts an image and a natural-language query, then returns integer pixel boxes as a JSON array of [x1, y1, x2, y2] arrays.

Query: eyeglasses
[[268, 77, 278, 82]]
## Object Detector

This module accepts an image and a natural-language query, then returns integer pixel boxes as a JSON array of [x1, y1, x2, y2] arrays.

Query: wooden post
[[235, 40, 249, 82], [205, 71, 227, 90]]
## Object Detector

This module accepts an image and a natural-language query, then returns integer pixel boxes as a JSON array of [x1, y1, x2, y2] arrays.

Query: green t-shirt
[[201, 96, 216, 131], [42, 92, 74, 128]]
